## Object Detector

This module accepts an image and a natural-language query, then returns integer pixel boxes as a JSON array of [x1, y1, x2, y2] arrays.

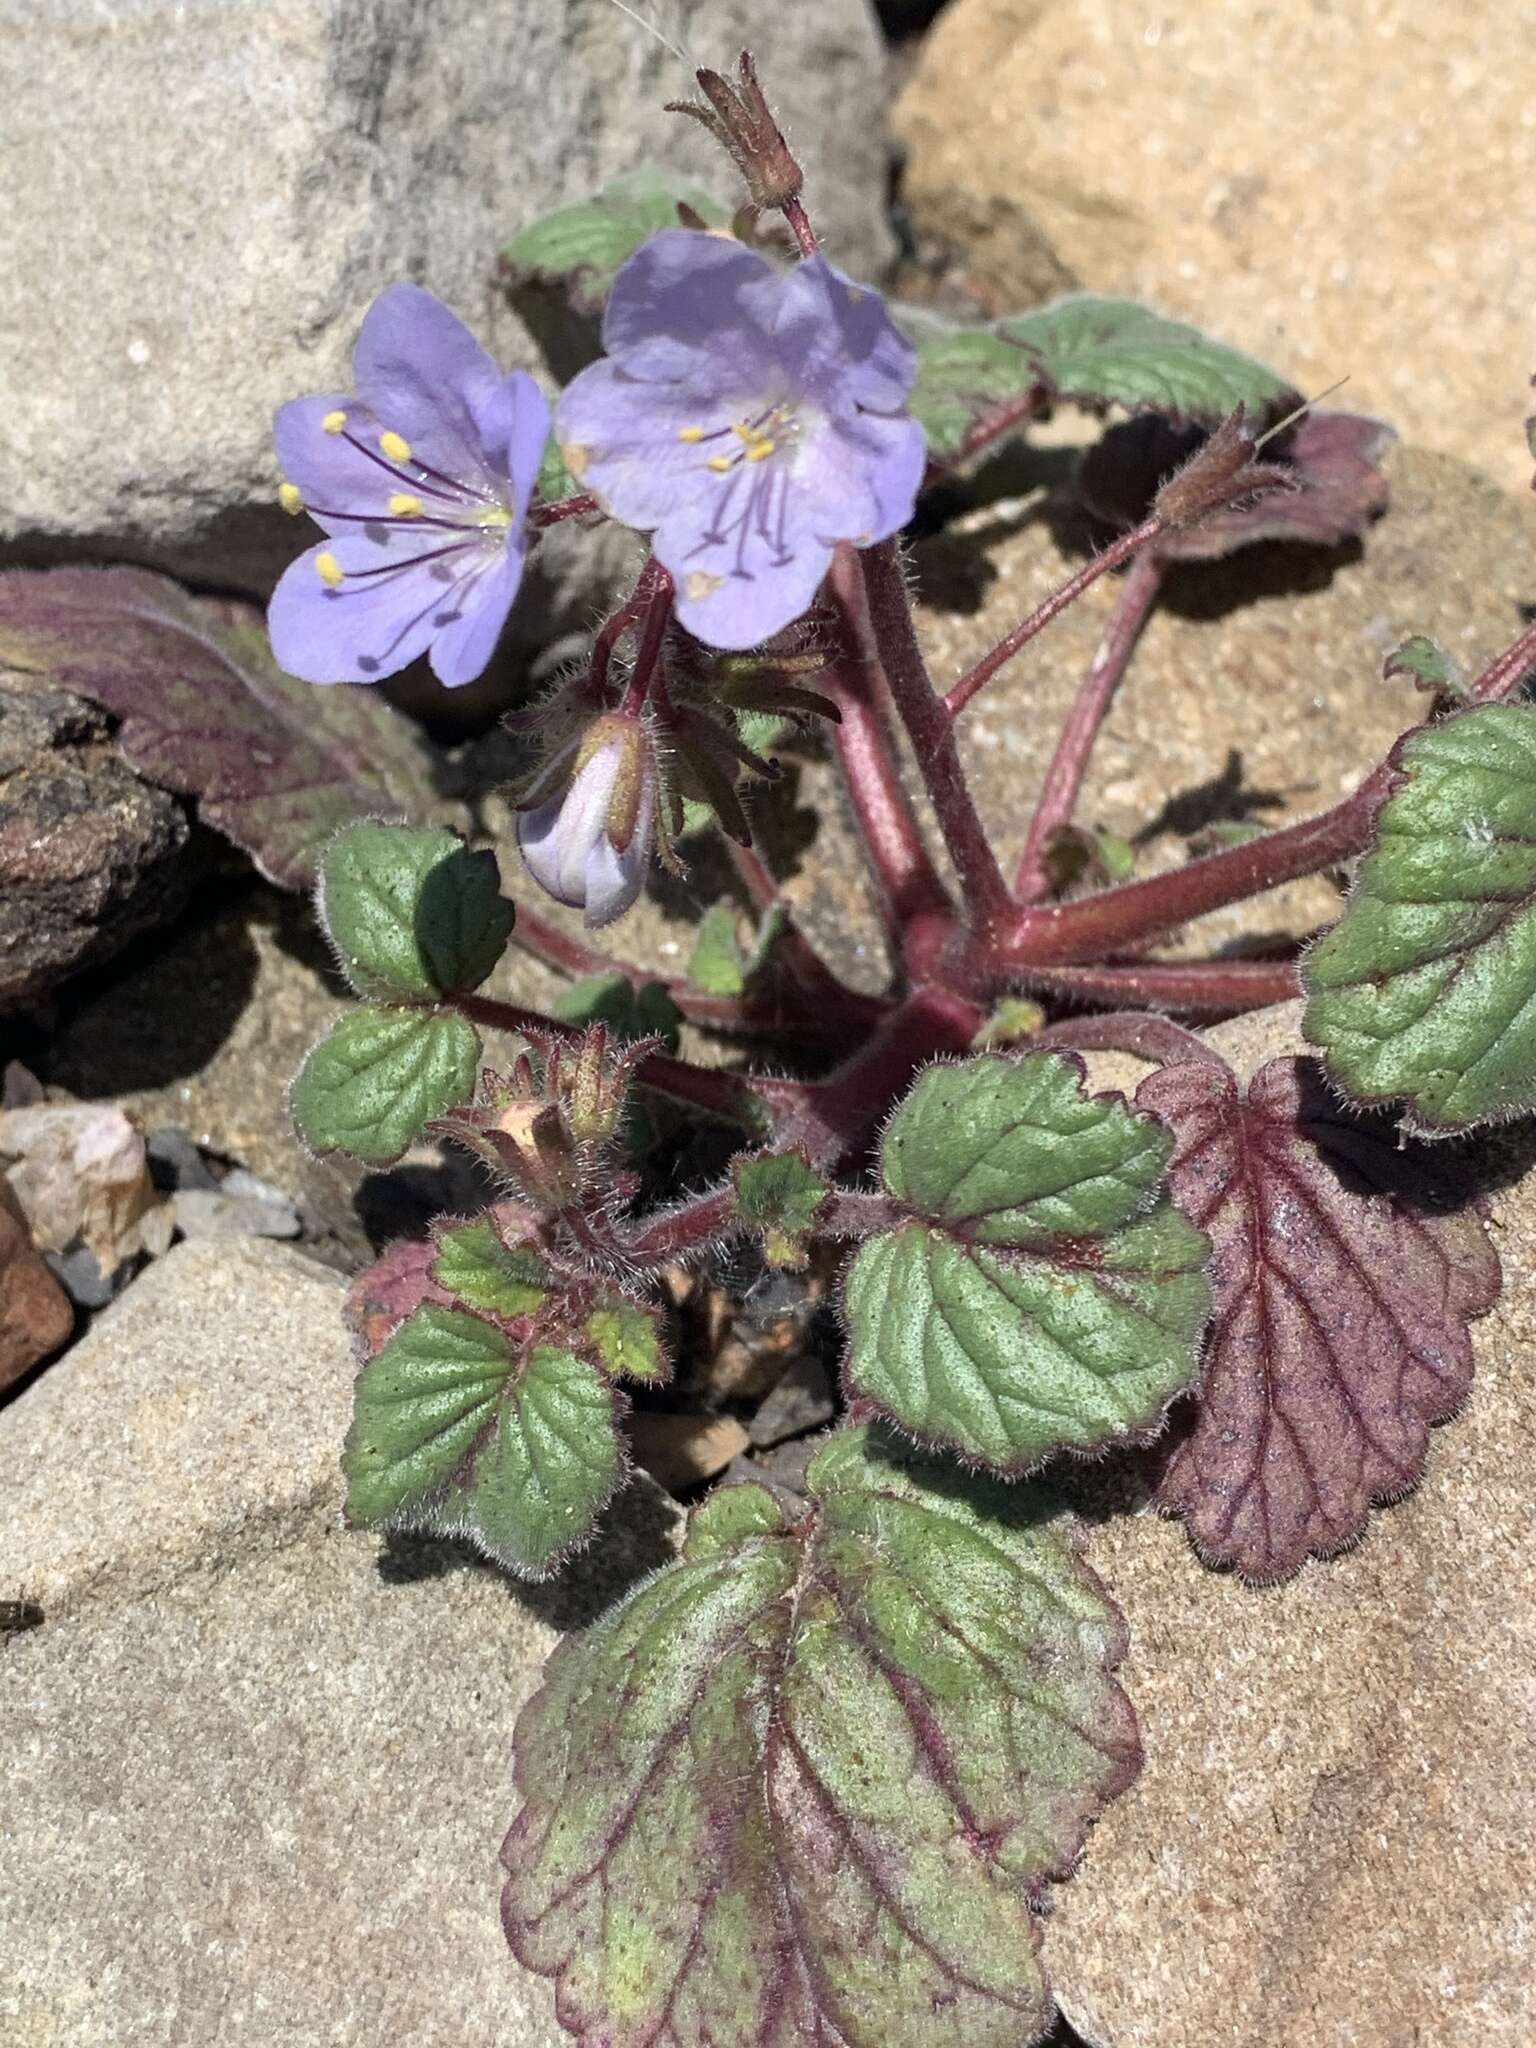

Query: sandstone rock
[[0, 1179, 73, 1393], [0, 675, 189, 1008], [1043, 1002, 1536, 2048], [895, 0, 1536, 491], [0, 1237, 680, 2044], [0, 0, 895, 590]]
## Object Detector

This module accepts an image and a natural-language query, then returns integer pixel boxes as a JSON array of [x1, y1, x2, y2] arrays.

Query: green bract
[[501, 1426, 1139, 2048], [1305, 704, 1536, 1129], [318, 822, 513, 1002], [290, 1007, 480, 1165], [344, 1305, 623, 1579], [431, 1221, 550, 1319], [502, 168, 729, 315], [844, 1054, 1209, 1470]]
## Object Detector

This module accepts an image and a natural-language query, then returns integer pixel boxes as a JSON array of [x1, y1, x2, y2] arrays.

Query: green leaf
[[584, 1299, 668, 1384], [1304, 702, 1536, 1129], [845, 1053, 1208, 1470], [502, 169, 730, 316], [345, 1305, 622, 1578], [1384, 634, 1466, 698], [1000, 295, 1291, 423], [318, 822, 513, 1001], [687, 905, 748, 996], [902, 313, 1035, 463], [551, 971, 684, 1049], [432, 1221, 550, 1318], [733, 1148, 831, 1267], [501, 1424, 1140, 2047], [291, 1007, 480, 1164]]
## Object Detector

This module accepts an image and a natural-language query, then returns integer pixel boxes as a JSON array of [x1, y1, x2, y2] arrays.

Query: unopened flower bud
[[516, 714, 657, 928]]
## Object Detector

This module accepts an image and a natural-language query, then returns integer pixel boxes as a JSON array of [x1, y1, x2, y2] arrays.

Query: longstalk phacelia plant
[[11, 47, 1531, 2048]]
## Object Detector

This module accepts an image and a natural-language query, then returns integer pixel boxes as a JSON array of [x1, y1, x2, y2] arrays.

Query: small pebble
[[173, 1186, 302, 1243], [145, 1127, 219, 1194]]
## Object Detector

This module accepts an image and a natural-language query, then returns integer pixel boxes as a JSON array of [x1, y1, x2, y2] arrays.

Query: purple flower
[[555, 230, 925, 650], [517, 716, 658, 929], [268, 285, 549, 688]]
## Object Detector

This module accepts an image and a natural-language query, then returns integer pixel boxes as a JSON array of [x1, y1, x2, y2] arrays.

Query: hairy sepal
[[501, 1424, 1140, 2048], [843, 1054, 1210, 1472]]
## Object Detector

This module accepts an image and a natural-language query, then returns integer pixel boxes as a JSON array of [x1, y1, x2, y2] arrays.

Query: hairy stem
[[946, 518, 1163, 724], [858, 539, 1014, 944], [1013, 549, 1165, 897], [996, 759, 1395, 967], [753, 986, 983, 1167], [1028, 1011, 1228, 1068], [953, 384, 1049, 468], [624, 1185, 740, 1261], [822, 549, 955, 964], [1026, 956, 1302, 1013], [1469, 613, 1536, 702]]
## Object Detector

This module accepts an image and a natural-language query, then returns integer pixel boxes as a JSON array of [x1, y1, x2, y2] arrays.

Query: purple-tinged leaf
[[1078, 408, 1393, 561], [502, 1425, 1139, 2047], [344, 1237, 453, 1360], [1139, 1055, 1500, 1583], [0, 566, 448, 887]]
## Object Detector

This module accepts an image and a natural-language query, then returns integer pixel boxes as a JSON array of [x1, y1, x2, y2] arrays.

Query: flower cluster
[[267, 228, 925, 920]]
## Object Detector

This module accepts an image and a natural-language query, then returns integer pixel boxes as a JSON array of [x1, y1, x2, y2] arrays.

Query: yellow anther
[[315, 550, 345, 588], [677, 425, 706, 443], [379, 430, 412, 462], [746, 439, 775, 462], [322, 409, 347, 434], [388, 493, 423, 517], [705, 455, 735, 473], [278, 482, 303, 515], [731, 422, 758, 443]]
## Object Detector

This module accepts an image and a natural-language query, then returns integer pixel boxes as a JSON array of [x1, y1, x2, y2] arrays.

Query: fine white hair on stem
[[605, 0, 694, 69]]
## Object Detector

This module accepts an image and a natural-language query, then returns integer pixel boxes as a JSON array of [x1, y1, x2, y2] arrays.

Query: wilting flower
[[555, 229, 925, 650], [267, 285, 548, 687], [517, 714, 658, 928]]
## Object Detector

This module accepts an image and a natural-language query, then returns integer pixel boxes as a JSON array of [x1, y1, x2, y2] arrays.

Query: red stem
[[1469, 614, 1536, 702], [953, 384, 1049, 468], [946, 518, 1163, 723], [782, 196, 818, 258], [530, 494, 600, 527], [753, 986, 983, 1167], [1028, 1011, 1228, 1068], [619, 569, 674, 717], [822, 550, 955, 961], [1013, 550, 1165, 898], [1027, 956, 1301, 1013], [624, 1186, 740, 1261], [858, 540, 1014, 944], [995, 759, 1396, 968], [726, 838, 884, 1017]]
